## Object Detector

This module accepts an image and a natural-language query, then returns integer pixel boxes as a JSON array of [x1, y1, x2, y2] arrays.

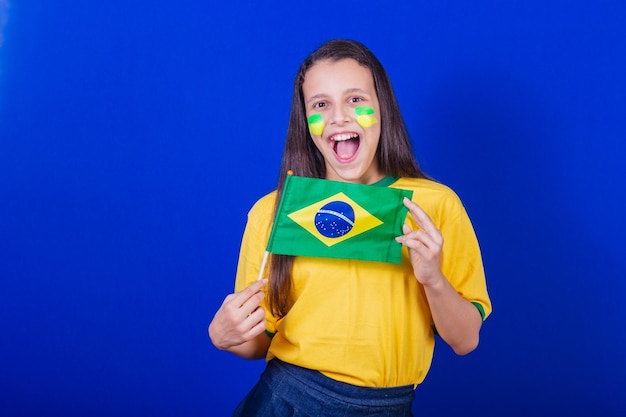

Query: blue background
[[1, 1, 625, 416]]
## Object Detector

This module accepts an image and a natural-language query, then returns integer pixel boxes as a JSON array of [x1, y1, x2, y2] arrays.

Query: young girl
[[209, 39, 491, 416]]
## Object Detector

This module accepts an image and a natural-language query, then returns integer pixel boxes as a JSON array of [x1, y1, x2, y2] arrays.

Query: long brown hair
[[268, 39, 427, 317]]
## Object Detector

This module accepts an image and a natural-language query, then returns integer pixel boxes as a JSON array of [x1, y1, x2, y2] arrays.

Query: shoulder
[[239, 190, 278, 241], [391, 177, 467, 224], [392, 177, 462, 205], [248, 190, 278, 218]]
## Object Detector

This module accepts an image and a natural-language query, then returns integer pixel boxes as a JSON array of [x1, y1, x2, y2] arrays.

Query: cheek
[[355, 106, 379, 128], [308, 113, 326, 136]]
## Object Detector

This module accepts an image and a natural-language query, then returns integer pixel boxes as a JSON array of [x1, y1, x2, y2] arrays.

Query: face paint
[[308, 113, 325, 136], [355, 106, 378, 128]]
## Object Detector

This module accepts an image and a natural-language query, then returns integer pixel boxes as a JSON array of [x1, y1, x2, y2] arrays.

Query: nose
[[330, 104, 351, 125]]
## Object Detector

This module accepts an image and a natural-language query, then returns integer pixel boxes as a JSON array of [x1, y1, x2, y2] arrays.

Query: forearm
[[209, 325, 271, 360], [228, 332, 272, 360], [423, 272, 483, 355]]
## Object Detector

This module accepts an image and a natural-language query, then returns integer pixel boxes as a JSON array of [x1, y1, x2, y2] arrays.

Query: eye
[[349, 97, 363, 104], [313, 102, 327, 109]]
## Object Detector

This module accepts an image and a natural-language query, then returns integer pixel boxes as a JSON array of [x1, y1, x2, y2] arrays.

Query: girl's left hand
[[395, 197, 444, 287]]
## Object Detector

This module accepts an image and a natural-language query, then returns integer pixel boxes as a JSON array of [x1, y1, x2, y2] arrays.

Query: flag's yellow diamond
[[287, 192, 383, 247]]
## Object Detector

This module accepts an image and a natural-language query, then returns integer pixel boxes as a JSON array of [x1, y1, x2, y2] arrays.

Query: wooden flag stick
[[257, 250, 269, 281]]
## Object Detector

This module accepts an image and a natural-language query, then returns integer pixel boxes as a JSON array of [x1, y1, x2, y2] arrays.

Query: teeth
[[331, 133, 359, 141]]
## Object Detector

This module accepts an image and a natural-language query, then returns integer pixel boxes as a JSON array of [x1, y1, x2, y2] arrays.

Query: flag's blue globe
[[314, 201, 355, 238]]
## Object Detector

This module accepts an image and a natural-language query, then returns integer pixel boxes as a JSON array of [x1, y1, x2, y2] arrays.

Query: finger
[[244, 311, 267, 340], [403, 198, 444, 246], [400, 237, 430, 256], [244, 306, 266, 328], [415, 229, 440, 251], [403, 198, 439, 237], [237, 290, 266, 318], [221, 280, 266, 321], [395, 223, 415, 244], [238, 306, 266, 337], [398, 224, 437, 249], [234, 279, 268, 306]]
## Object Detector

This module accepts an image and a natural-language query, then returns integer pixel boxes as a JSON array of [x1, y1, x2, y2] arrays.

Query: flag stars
[[315, 218, 352, 237], [314, 201, 355, 238]]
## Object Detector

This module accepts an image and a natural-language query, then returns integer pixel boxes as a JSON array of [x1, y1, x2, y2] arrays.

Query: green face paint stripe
[[308, 114, 323, 124], [355, 106, 375, 116]]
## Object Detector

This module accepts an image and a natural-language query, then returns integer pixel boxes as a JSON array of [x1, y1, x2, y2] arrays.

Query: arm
[[208, 279, 272, 360], [419, 270, 482, 355], [396, 197, 483, 355]]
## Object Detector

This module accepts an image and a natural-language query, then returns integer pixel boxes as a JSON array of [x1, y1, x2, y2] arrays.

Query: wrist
[[420, 272, 446, 291]]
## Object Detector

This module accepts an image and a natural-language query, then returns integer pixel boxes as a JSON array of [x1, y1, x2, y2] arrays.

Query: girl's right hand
[[208, 279, 268, 352]]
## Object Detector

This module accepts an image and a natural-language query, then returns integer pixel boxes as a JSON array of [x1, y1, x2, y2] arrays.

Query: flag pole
[[257, 250, 269, 281], [258, 170, 294, 281]]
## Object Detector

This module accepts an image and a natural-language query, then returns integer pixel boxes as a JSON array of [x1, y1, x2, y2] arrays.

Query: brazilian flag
[[266, 175, 413, 264]]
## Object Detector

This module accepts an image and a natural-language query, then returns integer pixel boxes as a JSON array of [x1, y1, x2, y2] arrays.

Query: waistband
[[267, 358, 415, 407]]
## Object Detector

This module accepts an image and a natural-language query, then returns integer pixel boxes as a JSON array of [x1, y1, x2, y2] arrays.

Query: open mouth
[[330, 132, 360, 160]]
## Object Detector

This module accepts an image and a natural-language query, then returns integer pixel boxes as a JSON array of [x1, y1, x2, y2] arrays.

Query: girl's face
[[302, 58, 383, 184]]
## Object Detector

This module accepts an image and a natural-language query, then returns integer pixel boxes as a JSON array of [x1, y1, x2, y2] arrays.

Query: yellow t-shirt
[[234, 177, 491, 388]]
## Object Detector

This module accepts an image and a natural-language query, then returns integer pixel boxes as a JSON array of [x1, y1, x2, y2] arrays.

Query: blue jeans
[[232, 358, 415, 417]]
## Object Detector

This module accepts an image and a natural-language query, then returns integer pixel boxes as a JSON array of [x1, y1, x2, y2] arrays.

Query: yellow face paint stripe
[[308, 113, 325, 136], [355, 106, 378, 128]]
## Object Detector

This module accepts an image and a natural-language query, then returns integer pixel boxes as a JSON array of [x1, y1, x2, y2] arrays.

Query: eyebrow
[[305, 88, 371, 105], [345, 88, 369, 95], [305, 94, 328, 105]]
